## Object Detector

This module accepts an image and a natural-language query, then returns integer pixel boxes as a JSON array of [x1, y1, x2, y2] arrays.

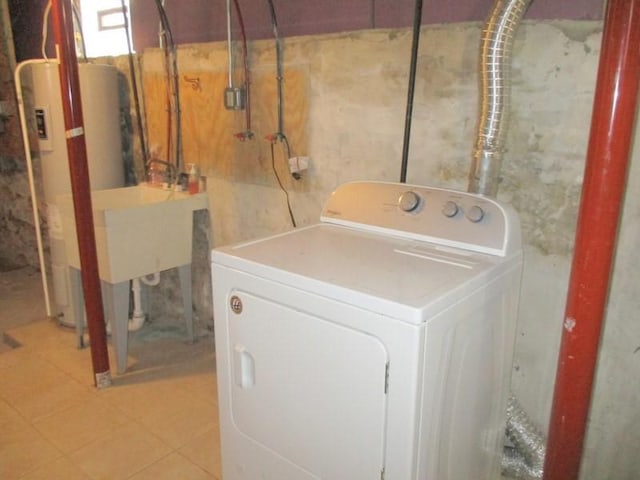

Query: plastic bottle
[[188, 163, 199, 194]]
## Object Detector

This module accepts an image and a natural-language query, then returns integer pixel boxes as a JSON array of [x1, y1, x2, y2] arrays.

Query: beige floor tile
[[138, 396, 218, 449], [1, 290, 226, 480], [0, 354, 70, 402], [11, 378, 94, 422], [130, 452, 217, 480], [0, 345, 33, 368], [69, 421, 172, 480], [6, 320, 75, 354], [179, 369, 219, 406], [0, 397, 20, 427], [33, 396, 131, 454], [38, 342, 104, 386], [0, 417, 63, 480], [179, 424, 223, 478], [19, 456, 92, 480], [99, 378, 203, 420]]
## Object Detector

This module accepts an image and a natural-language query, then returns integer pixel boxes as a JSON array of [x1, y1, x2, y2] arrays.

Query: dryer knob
[[398, 191, 421, 212], [442, 200, 459, 218], [466, 205, 485, 223]]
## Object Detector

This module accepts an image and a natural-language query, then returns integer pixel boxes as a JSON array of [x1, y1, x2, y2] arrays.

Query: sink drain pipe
[[543, 1, 640, 478], [51, 0, 111, 388]]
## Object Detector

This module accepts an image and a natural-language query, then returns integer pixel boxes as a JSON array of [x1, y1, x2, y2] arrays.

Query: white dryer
[[212, 181, 522, 480]]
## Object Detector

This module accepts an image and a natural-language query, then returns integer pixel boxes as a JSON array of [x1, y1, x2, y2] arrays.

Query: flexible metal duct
[[503, 447, 543, 480], [503, 395, 546, 479], [468, 0, 531, 196], [468, 0, 545, 477]]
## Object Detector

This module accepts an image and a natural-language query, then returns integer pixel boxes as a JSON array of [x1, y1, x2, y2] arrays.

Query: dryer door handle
[[233, 344, 255, 388]]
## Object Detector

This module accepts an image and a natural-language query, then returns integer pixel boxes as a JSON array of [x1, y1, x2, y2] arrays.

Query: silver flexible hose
[[468, 0, 532, 197], [503, 395, 546, 479], [503, 446, 543, 480], [468, 3, 544, 478]]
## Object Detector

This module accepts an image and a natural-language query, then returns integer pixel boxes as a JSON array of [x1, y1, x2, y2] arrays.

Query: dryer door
[[227, 290, 389, 479]]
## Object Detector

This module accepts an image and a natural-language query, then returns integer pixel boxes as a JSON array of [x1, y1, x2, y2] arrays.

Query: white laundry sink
[[57, 185, 208, 284]]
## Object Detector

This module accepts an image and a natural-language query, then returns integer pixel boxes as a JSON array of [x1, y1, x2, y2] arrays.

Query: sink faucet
[[145, 159, 177, 186]]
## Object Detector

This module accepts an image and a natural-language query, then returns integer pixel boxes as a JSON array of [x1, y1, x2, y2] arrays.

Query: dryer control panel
[[320, 181, 521, 257]]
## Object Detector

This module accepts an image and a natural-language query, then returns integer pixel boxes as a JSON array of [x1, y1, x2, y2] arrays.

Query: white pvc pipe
[[140, 271, 160, 286], [104, 277, 147, 334], [14, 58, 59, 318], [128, 278, 145, 331]]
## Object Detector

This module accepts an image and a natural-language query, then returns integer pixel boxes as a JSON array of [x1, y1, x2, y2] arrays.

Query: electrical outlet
[[288, 156, 310, 179], [224, 87, 246, 110]]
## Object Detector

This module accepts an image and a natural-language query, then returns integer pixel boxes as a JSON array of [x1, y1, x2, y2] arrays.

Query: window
[[79, 0, 133, 57]]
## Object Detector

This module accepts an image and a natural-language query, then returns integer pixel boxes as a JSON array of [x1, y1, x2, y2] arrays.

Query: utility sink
[[58, 185, 208, 284], [57, 184, 207, 374]]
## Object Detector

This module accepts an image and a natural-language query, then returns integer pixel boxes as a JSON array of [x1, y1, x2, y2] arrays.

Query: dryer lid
[[213, 223, 519, 323]]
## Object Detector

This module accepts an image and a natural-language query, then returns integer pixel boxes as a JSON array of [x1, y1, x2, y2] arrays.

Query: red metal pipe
[[50, 0, 112, 388], [543, 0, 640, 478]]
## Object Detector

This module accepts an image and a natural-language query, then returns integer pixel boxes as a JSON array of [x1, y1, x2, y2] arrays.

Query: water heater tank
[[30, 62, 125, 326]]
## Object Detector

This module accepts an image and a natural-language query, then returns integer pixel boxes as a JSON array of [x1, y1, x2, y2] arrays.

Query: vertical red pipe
[[543, 0, 640, 478], [50, 0, 112, 388]]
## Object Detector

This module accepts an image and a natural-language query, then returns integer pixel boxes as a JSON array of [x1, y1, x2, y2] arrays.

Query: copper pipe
[[50, 0, 112, 388], [543, 0, 640, 478]]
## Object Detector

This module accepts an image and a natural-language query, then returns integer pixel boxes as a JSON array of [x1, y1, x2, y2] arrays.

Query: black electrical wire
[[120, 0, 149, 170], [153, 0, 182, 173], [159, 1, 181, 170], [265, 0, 284, 137], [270, 140, 297, 228], [264, 0, 298, 227], [281, 133, 292, 160], [400, 0, 423, 183]]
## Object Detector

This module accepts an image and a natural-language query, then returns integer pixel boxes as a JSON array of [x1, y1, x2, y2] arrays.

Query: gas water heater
[[30, 62, 125, 326]]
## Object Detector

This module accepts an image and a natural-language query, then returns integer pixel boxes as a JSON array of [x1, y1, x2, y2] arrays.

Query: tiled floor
[[0, 268, 222, 480]]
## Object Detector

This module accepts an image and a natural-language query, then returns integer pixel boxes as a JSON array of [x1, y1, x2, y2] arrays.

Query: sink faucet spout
[[145, 159, 177, 186]]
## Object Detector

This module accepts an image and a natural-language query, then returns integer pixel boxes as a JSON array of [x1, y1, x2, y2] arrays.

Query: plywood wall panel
[[143, 64, 309, 190]]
